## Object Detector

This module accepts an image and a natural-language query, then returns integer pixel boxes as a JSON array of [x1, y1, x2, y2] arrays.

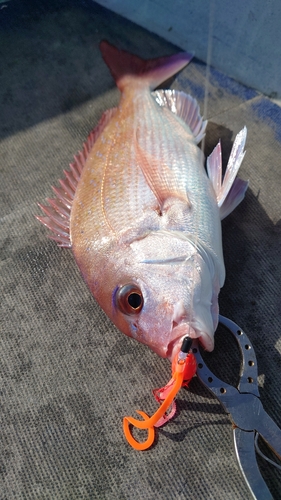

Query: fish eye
[[116, 284, 143, 315]]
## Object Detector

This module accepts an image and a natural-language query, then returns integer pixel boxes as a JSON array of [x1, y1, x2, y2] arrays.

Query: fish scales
[[37, 41, 248, 361], [135, 91, 222, 255]]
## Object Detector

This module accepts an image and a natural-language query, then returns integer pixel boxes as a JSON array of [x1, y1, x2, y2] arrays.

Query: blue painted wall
[[96, 0, 281, 99]]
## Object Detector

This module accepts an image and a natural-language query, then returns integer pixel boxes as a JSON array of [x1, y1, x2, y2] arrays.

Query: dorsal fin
[[207, 126, 248, 220], [36, 108, 117, 247], [152, 90, 207, 143]]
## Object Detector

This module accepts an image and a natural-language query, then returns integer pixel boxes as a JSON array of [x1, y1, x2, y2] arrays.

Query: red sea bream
[[37, 41, 248, 362]]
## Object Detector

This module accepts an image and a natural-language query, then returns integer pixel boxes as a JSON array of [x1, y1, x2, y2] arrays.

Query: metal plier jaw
[[192, 315, 281, 500]]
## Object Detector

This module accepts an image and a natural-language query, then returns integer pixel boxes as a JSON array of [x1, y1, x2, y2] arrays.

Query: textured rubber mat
[[1, 1, 281, 498]]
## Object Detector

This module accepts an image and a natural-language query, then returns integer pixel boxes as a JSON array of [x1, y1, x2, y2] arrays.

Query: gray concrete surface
[[1, 1, 281, 498]]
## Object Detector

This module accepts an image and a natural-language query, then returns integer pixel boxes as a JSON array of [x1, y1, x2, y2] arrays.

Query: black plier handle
[[193, 315, 281, 500]]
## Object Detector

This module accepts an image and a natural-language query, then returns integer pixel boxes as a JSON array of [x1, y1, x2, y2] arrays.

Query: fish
[[37, 41, 248, 363]]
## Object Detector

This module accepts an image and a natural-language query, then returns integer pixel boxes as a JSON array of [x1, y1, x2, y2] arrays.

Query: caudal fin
[[100, 40, 193, 92]]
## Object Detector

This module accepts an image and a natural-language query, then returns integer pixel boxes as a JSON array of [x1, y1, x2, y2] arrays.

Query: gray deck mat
[[1, 1, 281, 498]]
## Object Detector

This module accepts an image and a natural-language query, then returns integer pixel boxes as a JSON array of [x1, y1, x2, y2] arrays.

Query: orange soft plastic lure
[[123, 337, 197, 450]]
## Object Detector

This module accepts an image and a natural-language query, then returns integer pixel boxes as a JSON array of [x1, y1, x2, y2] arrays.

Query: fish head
[[87, 231, 219, 362]]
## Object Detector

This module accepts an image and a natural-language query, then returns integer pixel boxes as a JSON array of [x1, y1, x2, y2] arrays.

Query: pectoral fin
[[135, 133, 191, 210]]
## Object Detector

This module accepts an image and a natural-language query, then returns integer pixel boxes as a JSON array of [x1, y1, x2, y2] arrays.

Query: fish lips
[[167, 322, 214, 361]]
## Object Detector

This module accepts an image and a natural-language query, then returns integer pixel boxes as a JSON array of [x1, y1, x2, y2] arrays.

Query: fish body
[[37, 42, 248, 361]]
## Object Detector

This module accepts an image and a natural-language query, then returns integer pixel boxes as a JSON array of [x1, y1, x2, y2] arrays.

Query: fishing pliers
[[193, 315, 281, 500]]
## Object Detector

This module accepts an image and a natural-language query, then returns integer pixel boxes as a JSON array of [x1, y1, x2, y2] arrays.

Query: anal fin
[[153, 90, 207, 143]]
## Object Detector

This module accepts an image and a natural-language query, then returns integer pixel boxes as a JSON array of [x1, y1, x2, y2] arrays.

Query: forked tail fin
[[100, 40, 193, 92]]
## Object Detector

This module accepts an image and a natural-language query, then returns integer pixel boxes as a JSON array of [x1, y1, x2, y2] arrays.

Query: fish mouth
[[167, 323, 214, 361]]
